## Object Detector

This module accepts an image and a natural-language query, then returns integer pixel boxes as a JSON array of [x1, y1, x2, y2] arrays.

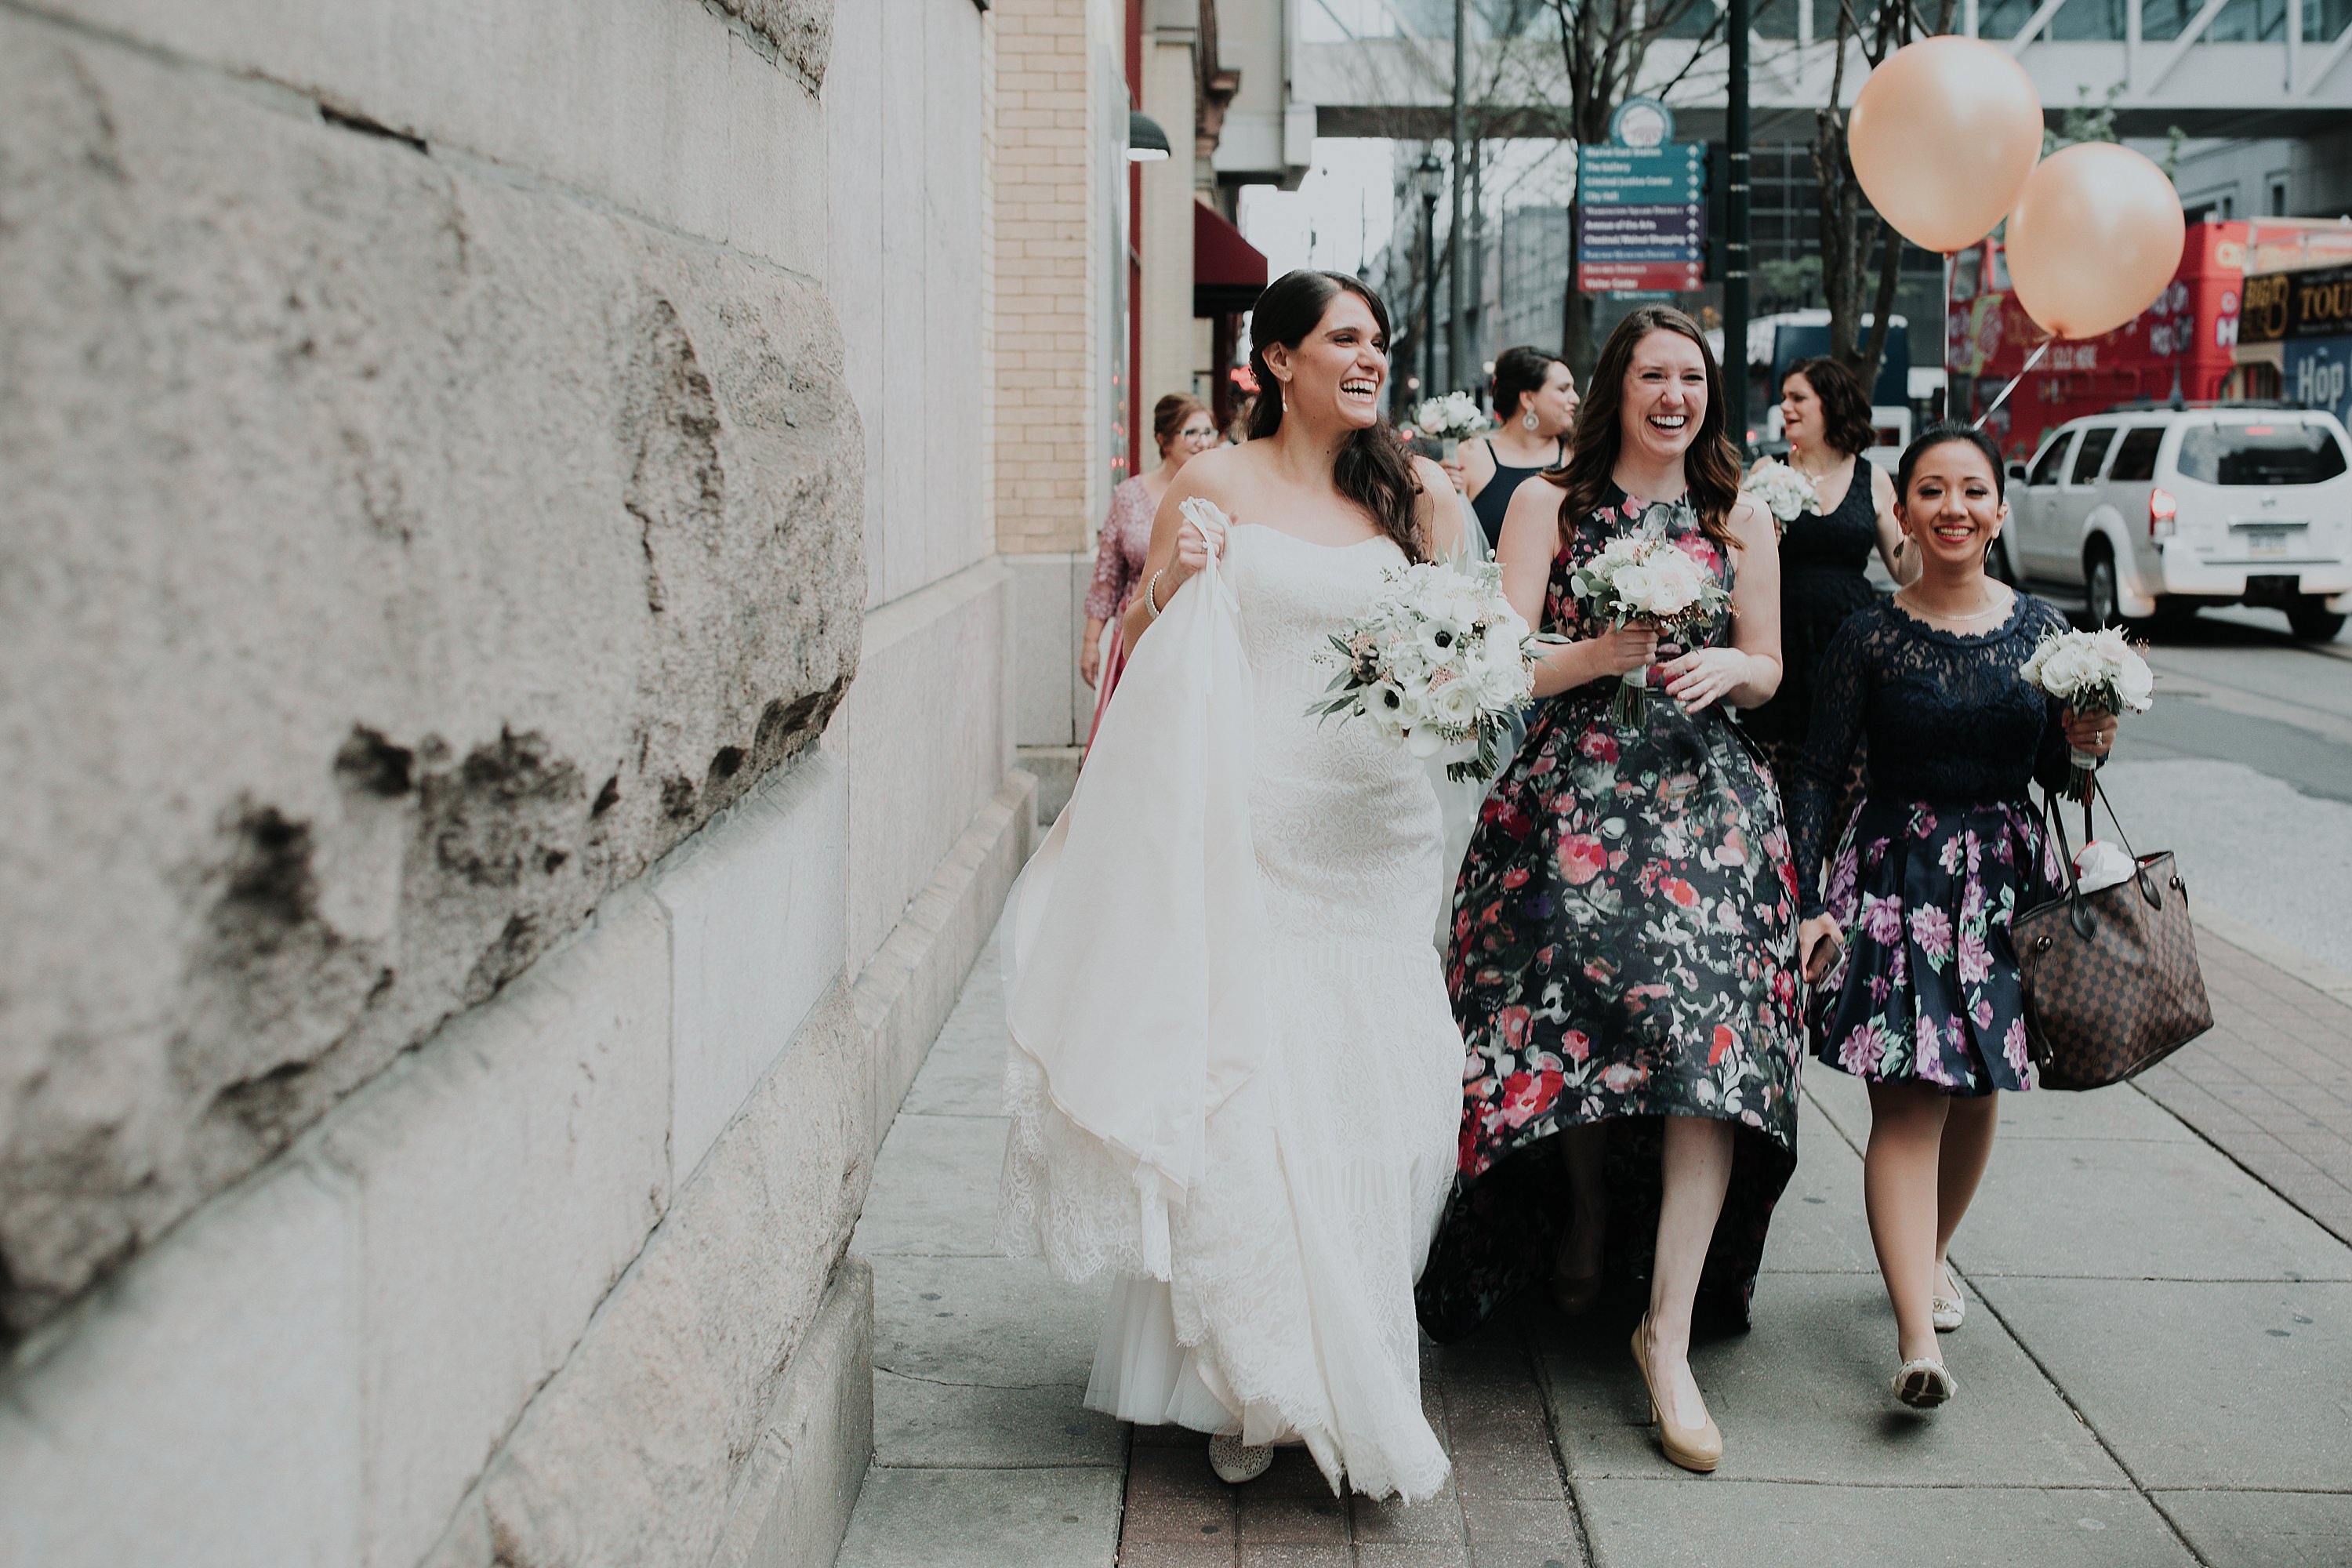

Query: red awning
[[1195, 203, 1267, 316]]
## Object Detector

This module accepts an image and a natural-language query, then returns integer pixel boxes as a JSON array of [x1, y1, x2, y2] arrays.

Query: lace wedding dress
[[999, 524, 1463, 1501]]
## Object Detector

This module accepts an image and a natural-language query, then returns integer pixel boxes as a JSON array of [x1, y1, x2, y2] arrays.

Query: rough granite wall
[[0, 5, 862, 1338]]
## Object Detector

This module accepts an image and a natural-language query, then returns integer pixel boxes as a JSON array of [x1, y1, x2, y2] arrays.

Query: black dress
[[1791, 595, 2076, 1096], [1740, 460, 1881, 829], [1467, 434, 1566, 549]]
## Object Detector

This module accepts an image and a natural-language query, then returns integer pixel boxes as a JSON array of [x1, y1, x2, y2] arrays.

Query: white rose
[[2115, 648, 2154, 711]]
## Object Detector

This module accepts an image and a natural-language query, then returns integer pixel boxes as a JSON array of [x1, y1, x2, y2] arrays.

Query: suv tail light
[[2148, 487, 2177, 539]]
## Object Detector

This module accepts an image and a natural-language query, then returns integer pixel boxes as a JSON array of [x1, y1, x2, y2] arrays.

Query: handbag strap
[[2041, 778, 2164, 924]]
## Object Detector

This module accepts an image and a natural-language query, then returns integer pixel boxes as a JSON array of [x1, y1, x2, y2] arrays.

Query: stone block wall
[[0, 1, 1027, 1564]]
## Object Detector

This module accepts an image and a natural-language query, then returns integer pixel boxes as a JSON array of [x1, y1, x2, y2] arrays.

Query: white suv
[[2001, 406, 2352, 641]]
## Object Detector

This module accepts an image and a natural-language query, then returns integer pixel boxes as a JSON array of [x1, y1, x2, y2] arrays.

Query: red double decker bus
[[1947, 221, 2254, 461]]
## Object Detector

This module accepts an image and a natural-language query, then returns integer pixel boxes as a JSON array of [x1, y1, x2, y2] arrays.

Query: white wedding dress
[[999, 524, 1463, 1501]]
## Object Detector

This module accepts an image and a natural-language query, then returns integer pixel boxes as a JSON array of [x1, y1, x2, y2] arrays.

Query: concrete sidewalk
[[833, 919, 2352, 1567]]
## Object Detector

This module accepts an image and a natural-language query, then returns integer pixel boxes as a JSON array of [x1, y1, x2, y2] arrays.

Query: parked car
[[1999, 405, 2352, 641]]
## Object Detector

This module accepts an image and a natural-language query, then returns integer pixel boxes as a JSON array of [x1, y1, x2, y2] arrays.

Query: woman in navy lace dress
[[1791, 425, 2116, 1411]]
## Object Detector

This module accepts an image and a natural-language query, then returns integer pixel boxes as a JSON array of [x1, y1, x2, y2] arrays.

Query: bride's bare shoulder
[[1163, 441, 1261, 512]]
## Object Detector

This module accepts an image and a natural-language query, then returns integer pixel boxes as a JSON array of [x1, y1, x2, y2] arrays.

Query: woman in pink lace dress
[[1083, 394, 1218, 746]]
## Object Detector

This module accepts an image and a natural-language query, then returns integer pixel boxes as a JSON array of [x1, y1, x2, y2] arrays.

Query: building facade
[[0, 3, 1029, 1566]]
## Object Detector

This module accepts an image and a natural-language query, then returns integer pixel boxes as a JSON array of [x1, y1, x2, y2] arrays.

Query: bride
[[998, 270, 1468, 1500]]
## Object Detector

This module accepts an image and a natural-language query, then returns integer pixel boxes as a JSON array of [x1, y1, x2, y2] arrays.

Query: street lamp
[[1413, 151, 1444, 397], [1126, 112, 1171, 163]]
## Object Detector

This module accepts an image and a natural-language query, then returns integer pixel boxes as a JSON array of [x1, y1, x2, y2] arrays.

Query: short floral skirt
[[1810, 796, 2066, 1097]]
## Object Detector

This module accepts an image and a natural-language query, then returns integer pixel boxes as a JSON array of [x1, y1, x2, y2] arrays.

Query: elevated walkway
[[1300, 2, 2352, 140]]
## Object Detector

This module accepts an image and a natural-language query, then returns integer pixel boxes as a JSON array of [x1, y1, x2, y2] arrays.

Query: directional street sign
[[1577, 102, 1705, 296]]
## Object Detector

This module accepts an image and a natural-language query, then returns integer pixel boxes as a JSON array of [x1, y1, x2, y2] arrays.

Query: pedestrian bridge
[[1300, 0, 2352, 139]]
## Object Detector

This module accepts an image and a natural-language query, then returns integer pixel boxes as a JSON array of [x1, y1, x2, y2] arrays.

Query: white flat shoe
[[1208, 1432, 1273, 1485], [1931, 1263, 1965, 1334], [1893, 1357, 1957, 1409]]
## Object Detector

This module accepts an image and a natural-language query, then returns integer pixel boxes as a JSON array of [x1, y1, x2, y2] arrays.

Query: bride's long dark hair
[[1548, 304, 1744, 550], [1247, 270, 1427, 563]]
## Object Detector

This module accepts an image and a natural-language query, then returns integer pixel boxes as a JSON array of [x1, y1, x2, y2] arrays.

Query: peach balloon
[[2004, 143, 2187, 340], [1849, 38, 2043, 254]]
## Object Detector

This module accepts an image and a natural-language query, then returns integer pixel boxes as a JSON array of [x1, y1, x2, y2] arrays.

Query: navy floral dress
[[1417, 488, 1807, 1341], [1792, 595, 2074, 1095]]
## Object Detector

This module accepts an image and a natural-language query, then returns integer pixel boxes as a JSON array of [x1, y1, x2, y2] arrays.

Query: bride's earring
[[1523, 411, 1539, 431]]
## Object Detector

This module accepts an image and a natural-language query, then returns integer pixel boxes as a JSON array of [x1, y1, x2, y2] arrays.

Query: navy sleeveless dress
[[1467, 435, 1567, 550], [1740, 457, 1882, 804]]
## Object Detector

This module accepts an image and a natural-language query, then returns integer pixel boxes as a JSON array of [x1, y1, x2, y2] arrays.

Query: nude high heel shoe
[[1631, 1314, 1722, 1473]]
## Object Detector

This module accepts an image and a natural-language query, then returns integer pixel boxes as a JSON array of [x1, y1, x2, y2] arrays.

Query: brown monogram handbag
[[2012, 782, 2214, 1091]]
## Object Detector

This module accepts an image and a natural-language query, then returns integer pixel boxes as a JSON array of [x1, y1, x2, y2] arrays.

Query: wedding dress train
[[998, 523, 1462, 1501]]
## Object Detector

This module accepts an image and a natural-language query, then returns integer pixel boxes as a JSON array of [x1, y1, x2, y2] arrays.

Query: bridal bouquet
[[1311, 558, 1539, 782], [1744, 459, 1820, 537], [1411, 391, 1492, 456], [1566, 537, 1729, 728], [2020, 625, 2154, 800]]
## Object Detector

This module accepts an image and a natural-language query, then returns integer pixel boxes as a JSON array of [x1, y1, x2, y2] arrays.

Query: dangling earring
[[1523, 410, 1539, 431]]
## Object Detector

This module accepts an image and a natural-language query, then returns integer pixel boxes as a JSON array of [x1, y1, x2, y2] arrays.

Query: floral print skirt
[[1810, 796, 2066, 1097], [1415, 688, 1808, 1342]]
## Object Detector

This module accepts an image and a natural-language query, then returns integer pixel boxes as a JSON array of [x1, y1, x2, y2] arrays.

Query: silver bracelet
[[1145, 568, 1169, 620]]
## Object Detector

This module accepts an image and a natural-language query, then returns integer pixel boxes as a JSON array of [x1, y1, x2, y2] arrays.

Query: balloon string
[[1972, 334, 2054, 433], [1942, 252, 1953, 421]]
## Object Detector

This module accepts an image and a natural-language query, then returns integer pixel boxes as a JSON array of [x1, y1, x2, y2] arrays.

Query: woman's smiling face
[[1897, 438, 2008, 571], [1267, 289, 1388, 430], [1618, 329, 1708, 465]]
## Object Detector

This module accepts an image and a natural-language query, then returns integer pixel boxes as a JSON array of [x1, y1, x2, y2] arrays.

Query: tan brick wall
[[993, 0, 1101, 555], [982, 5, 998, 555]]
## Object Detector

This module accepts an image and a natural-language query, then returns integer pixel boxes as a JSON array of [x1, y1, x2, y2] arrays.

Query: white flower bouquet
[[1566, 536, 1730, 728], [2020, 625, 2154, 800], [1310, 558, 1541, 782], [1411, 391, 1492, 456], [1744, 459, 1820, 536]]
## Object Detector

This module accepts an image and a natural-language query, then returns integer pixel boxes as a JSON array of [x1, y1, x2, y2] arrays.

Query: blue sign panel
[[2285, 336, 2352, 430], [1577, 144, 1706, 206]]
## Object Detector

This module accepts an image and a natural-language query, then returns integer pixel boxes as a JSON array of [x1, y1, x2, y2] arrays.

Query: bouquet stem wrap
[[1613, 667, 1651, 728]]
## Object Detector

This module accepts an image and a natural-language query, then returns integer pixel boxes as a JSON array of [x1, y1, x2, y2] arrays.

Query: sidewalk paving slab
[[1569, 1481, 2197, 1568], [854, 1112, 1011, 1257], [835, 1466, 1123, 1568], [1955, 1137, 2352, 1281], [873, 1369, 1123, 1468], [2151, 1489, 2352, 1568], [1968, 1276, 2352, 1492], [869, 1254, 1107, 1388]]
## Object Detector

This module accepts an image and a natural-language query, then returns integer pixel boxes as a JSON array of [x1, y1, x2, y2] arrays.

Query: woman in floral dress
[[1791, 425, 2116, 1410], [1419, 307, 1804, 1475]]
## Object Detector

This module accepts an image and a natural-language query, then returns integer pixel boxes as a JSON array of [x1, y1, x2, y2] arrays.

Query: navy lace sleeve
[[2022, 600, 2077, 797], [1788, 611, 1871, 918], [1788, 594, 2074, 920]]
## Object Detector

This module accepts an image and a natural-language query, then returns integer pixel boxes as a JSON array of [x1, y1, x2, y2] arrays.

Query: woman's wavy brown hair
[[1784, 355, 1876, 458], [1546, 304, 1745, 550], [1247, 270, 1427, 563]]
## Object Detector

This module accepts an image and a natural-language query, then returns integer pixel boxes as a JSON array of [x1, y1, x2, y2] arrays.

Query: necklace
[[1896, 585, 2008, 625]]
